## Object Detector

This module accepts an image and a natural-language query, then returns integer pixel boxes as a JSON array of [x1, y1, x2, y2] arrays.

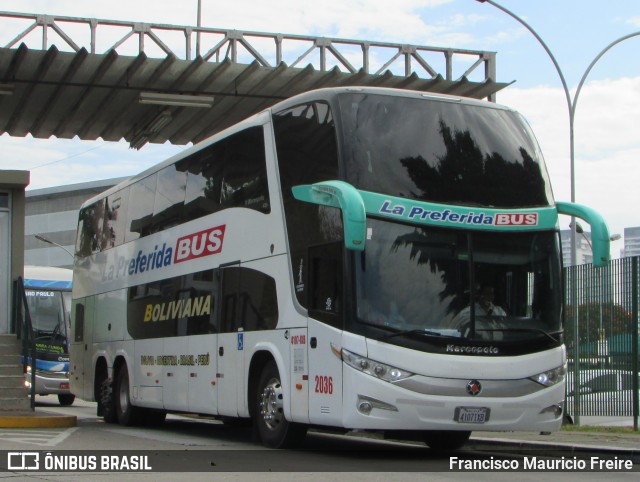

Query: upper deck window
[[337, 93, 554, 208], [76, 126, 270, 257]]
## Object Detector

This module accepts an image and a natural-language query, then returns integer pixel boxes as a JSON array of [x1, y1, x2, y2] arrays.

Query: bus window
[[126, 270, 218, 339], [153, 164, 187, 231], [218, 127, 270, 213], [221, 267, 278, 332], [184, 270, 218, 336], [183, 143, 221, 221], [105, 189, 128, 249], [183, 127, 269, 221], [273, 101, 340, 307], [239, 269, 278, 331], [126, 173, 157, 241], [308, 242, 343, 329], [76, 199, 106, 257], [274, 101, 338, 191], [74, 303, 84, 342]]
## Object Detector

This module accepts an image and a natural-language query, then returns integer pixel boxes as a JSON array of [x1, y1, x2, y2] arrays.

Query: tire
[[254, 360, 307, 448], [423, 430, 471, 451], [99, 377, 117, 423], [114, 366, 138, 426], [58, 393, 75, 406]]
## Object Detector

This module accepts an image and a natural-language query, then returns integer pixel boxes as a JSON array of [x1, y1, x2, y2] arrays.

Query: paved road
[[0, 397, 637, 481]]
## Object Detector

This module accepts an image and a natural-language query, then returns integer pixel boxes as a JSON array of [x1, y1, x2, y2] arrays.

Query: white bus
[[70, 87, 610, 449], [23, 265, 75, 406]]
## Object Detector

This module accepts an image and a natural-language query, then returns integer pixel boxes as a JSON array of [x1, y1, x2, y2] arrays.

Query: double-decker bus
[[23, 265, 75, 406], [70, 87, 610, 449]]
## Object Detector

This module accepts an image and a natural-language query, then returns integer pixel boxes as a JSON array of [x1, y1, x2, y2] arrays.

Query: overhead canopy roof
[[0, 12, 511, 148]]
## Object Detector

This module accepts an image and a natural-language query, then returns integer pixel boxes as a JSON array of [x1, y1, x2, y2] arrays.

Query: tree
[[564, 302, 633, 355]]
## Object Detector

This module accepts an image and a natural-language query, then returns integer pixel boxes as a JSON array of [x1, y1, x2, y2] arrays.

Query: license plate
[[454, 407, 490, 424]]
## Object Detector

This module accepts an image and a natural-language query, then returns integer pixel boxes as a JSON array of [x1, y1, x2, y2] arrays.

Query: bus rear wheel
[[254, 360, 306, 448], [99, 378, 117, 423], [115, 367, 138, 426], [423, 430, 471, 451], [58, 393, 75, 406]]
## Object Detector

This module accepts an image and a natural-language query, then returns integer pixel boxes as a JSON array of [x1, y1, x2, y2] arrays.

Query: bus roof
[[78, 86, 515, 210], [24, 265, 73, 290]]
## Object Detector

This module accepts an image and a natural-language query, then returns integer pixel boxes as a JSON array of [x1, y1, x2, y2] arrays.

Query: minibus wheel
[[58, 393, 75, 406]]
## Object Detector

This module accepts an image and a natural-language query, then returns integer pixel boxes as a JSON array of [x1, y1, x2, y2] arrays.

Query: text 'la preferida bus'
[[69, 87, 610, 449]]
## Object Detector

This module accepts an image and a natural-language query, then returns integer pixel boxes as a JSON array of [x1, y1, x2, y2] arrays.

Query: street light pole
[[196, 0, 202, 58], [475, 0, 578, 265], [573, 31, 640, 116], [476, 0, 640, 267], [476, 0, 640, 426], [35, 234, 74, 259]]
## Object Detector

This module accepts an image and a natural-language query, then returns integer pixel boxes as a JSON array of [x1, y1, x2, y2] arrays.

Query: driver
[[447, 284, 506, 337], [475, 285, 506, 317]]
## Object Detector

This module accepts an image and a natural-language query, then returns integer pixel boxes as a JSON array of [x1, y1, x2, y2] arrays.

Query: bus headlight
[[529, 365, 566, 387], [341, 348, 413, 383]]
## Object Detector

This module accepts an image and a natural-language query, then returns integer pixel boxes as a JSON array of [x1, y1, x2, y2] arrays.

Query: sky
[[0, 0, 639, 257]]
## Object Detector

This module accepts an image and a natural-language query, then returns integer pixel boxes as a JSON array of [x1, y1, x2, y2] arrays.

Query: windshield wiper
[[381, 329, 449, 340]]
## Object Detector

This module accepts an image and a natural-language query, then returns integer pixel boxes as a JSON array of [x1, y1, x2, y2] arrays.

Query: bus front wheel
[[423, 430, 471, 451], [254, 360, 306, 448]]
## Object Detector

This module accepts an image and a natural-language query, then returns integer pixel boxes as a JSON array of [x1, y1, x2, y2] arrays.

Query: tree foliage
[[564, 302, 633, 354]]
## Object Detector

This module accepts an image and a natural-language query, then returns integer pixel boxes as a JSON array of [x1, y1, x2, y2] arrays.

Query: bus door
[[306, 242, 344, 426], [217, 264, 244, 417], [70, 297, 94, 400]]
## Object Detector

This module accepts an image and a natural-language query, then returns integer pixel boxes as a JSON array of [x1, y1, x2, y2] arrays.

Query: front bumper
[[341, 365, 564, 432], [25, 370, 72, 396]]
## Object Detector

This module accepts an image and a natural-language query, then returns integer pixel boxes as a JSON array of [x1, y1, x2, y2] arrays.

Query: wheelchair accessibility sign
[[237, 332, 244, 351]]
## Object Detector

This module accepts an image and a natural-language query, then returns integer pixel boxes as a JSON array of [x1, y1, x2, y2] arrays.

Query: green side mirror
[[292, 181, 366, 251], [556, 201, 610, 267]]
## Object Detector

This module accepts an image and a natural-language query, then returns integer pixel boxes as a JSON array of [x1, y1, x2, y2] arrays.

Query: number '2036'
[[315, 375, 333, 394]]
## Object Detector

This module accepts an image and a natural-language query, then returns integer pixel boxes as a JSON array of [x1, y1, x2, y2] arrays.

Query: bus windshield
[[25, 289, 69, 350], [354, 218, 562, 343], [337, 92, 554, 208]]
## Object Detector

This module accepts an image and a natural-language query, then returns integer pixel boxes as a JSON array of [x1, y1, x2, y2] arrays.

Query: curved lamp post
[[476, 0, 639, 427], [474, 0, 577, 262], [476, 0, 640, 266], [35, 234, 74, 259]]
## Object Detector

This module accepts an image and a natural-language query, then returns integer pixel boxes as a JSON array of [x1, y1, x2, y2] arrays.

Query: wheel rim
[[259, 377, 284, 431]]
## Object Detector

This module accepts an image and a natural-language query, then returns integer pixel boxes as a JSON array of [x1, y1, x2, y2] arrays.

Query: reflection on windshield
[[338, 93, 554, 208], [355, 219, 562, 343]]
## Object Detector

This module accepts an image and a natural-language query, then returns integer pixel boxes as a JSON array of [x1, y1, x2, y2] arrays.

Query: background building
[[25, 178, 124, 269], [622, 226, 640, 258], [560, 229, 593, 267]]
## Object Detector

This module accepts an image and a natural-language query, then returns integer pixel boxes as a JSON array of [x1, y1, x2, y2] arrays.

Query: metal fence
[[564, 256, 639, 427]]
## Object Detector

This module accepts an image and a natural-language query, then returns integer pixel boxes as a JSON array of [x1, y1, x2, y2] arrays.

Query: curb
[[469, 436, 640, 463], [0, 412, 77, 429]]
